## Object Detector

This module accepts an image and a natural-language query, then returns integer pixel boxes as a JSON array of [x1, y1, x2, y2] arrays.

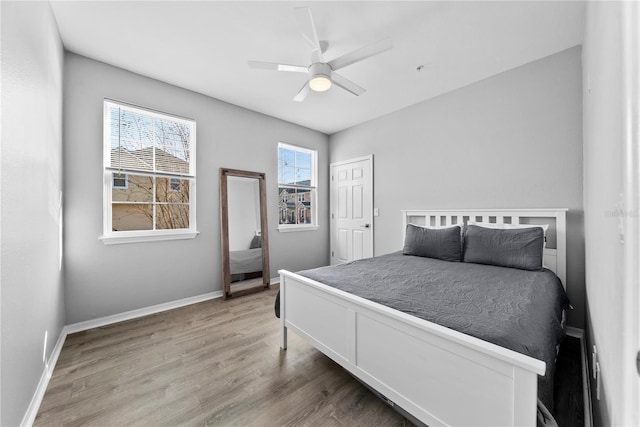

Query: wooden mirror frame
[[220, 168, 270, 299]]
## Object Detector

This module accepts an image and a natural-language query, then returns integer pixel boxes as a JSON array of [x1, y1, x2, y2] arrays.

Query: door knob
[[361, 224, 371, 228]]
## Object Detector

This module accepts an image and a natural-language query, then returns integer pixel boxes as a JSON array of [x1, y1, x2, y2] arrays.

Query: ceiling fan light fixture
[[309, 74, 332, 92], [308, 62, 332, 92]]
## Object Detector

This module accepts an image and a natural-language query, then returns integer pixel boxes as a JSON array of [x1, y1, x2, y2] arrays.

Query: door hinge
[[331, 213, 334, 219], [636, 350, 640, 376], [331, 251, 334, 257], [331, 175, 334, 181]]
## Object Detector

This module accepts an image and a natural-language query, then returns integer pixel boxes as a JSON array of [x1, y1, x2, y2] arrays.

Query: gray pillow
[[403, 224, 462, 262], [249, 235, 262, 249], [463, 225, 544, 271]]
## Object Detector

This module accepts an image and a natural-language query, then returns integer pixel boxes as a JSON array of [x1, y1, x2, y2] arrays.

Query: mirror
[[220, 168, 270, 299]]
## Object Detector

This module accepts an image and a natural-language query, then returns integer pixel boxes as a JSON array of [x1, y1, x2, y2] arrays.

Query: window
[[169, 177, 181, 192], [113, 173, 128, 189], [278, 142, 317, 231], [102, 100, 197, 244]]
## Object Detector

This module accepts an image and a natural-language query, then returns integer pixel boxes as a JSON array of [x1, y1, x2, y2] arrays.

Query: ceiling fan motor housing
[[308, 62, 333, 91], [309, 62, 332, 79]]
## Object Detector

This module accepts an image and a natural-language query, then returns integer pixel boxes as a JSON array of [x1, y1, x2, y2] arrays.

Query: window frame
[[101, 99, 198, 245], [277, 142, 318, 232], [169, 177, 182, 193]]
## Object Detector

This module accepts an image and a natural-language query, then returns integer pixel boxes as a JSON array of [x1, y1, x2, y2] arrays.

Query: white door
[[330, 156, 373, 265]]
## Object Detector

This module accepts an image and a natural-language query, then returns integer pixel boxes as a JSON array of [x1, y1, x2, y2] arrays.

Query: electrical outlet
[[592, 344, 601, 401], [617, 193, 625, 244], [42, 330, 48, 364], [595, 362, 601, 400]]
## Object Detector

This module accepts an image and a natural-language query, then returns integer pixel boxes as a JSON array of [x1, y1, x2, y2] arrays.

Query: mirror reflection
[[220, 169, 270, 299], [228, 176, 263, 291]]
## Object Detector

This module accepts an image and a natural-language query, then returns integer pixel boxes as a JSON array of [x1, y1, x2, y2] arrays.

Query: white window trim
[[102, 100, 197, 244], [277, 224, 320, 233], [99, 230, 200, 245], [277, 142, 318, 232]]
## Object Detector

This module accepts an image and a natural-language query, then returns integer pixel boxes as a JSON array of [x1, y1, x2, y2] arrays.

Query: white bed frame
[[279, 209, 568, 427]]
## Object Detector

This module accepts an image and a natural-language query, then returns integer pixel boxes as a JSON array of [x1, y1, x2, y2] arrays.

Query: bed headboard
[[401, 209, 568, 287]]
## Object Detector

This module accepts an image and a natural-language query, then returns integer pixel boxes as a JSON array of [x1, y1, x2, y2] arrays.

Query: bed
[[278, 209, 568, 427], [230, 247, 262, 275], [229, 235, 263, 281]]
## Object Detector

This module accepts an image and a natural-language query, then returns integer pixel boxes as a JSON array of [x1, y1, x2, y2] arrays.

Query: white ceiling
[[49, 1, 585, 135]]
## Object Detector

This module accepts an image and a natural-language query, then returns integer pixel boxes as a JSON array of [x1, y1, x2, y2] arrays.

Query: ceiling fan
[[248, 7, 393, 102]]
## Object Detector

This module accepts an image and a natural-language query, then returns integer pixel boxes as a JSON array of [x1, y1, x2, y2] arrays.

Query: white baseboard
[[65, 290, 222, 334], [20, 325, 67, 427], [564, 326, 593, 427], [580, 333, 594, 427], [270, 276, 280, 285], [566, 326, 584, 339], [20, 290, 223, 427]]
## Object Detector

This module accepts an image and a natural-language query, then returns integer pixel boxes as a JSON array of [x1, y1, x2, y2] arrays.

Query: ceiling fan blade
[[328, 38, 393, 71], [248, 61, 308, 73], [331, 73, 366, 96], [294, 7, 324, 61], [293, 82, 310, 102]]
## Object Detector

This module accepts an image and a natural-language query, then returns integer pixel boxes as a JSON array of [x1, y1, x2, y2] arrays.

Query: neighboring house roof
[[111, 147, 189, 174], [280, 201, 311, 209], [278, 179, 312, 187]]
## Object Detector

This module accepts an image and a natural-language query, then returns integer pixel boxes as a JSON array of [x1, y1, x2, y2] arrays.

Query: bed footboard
[[279, 270, 545, 427]]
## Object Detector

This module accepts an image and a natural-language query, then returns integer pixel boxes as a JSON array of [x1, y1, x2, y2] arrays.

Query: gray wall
[[0, 2, 66, 425], [330, 47, 585, 328], [583, 2, 624, 425], [64, 53, 329, 324]]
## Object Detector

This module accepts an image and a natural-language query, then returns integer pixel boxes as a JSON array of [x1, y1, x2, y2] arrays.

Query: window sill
[[100, 231, 199, 245], [277, 225, 319, 233]]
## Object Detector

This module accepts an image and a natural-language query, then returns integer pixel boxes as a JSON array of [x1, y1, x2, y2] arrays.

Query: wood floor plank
[[34, 288, 408, 426]]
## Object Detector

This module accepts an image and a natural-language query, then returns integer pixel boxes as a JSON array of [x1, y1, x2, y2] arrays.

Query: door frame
[[621, 1, 640, 423], [329, 155, 374, 265]]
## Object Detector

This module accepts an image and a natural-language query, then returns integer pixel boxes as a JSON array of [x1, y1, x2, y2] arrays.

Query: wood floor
[[35, 287, 409, 427], [553, 336, 585, 427], [229, 277, 266, 294], [35, 286, 584, 427]]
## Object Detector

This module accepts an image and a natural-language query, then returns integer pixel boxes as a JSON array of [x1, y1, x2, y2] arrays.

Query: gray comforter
[[296, 252, 570, 412], [230, 247, 262, 274]]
